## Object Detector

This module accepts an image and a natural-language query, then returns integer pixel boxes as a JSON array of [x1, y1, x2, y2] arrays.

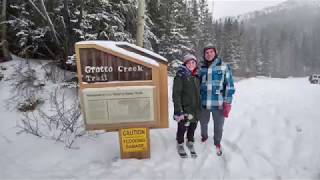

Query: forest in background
[[1, 0, 320, 77]]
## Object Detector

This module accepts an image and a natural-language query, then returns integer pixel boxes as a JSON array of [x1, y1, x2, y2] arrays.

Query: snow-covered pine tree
[[157, 0, 193, 62], [220, 19, 232, 62], [255, 38, 263, 76], [228, 19, 241, 71], [185, 0, 200, 57], [7, 0, 54, 58], [196, 0, 215, 59], [7, 0, 157, 63], [146, 0, 162, 51], [213, 20, 223, 56], [260, 34, 272, 77]]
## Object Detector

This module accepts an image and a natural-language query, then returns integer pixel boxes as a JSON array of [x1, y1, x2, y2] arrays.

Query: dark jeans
[[176, 120, 198, 144]]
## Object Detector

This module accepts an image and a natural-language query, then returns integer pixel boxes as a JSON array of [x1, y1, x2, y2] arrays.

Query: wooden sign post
[[75, 41, 168, 159]]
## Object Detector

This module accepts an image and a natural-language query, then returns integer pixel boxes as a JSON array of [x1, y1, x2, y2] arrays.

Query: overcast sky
[[208, 0, 287, 19]]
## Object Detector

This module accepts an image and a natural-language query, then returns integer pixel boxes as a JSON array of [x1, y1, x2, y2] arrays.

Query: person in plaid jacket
[[199, 43, 235, 156]]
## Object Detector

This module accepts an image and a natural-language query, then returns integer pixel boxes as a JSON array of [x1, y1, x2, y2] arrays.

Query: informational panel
[[81, 86, 155, 125]]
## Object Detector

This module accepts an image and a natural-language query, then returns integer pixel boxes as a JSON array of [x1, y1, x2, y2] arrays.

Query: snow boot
[[177, 143, 188, 158], [186, 141, 197, 158], [215, 144, 222, 156], [201, 136, 208, 143]]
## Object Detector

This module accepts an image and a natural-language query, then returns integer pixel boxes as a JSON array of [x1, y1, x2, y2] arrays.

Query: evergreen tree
[[229, 19, 241, 71], [255, 37, 263, 76], [157, 0, 193, 62], [6, 0, 158, 62], [146, 0, 162, 51], [220, 18, 232, 63], [260, 35, 271, 76], [194, 0, 215, 59]]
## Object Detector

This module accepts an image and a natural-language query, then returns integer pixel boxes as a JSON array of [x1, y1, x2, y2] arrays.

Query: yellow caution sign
[[120, 128, 147, 153]]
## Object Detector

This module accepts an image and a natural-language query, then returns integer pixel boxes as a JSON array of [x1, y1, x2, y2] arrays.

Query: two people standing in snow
[[172, 43, 235, 157]]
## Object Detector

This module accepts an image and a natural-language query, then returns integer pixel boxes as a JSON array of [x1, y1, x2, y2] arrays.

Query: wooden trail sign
[[76, 41, 168, 159]]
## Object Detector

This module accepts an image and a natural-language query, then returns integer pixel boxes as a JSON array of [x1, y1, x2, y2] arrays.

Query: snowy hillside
[[237, 0, 320, 21], [1, 58, 320, 179]]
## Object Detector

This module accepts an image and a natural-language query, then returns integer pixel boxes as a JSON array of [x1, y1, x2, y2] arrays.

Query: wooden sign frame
[[75, 41, 168, 132]]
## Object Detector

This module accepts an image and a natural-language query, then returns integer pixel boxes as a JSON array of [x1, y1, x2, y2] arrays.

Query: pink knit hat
[[182, 54, 197, 64]]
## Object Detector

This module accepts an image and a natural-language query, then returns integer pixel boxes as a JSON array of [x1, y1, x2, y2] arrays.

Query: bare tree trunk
[[27, 0, 46, 20], [136, 0, 145, 47], [39, 0, 60, 45], [1, 0, 12, 62], [62, 0, 71, 68], [77, 0, 84, 28], [28, 0, 61, 46]]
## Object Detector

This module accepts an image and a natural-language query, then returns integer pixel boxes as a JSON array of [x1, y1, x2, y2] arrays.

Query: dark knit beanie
[[203, 43, 217, 56]]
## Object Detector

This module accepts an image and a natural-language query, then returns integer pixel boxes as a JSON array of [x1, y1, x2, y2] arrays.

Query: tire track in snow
[[210, 142, 230, 179], [250, 117, 258, 128], [286, 127, 304, 176], [223, 139, 250, 169], [190, 142, 213, 178], [147, 130, 182, 178], [0, 133, 12, 144], [233, 128, 246, 143], [220, 152, 230, 179], [195, 141, 231, 179], [256, 152, 282, 180], [157, 130, 170, 152]]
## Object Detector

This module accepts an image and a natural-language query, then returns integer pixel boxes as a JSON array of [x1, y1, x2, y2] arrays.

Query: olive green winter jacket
[[172, 66, 201, 122]]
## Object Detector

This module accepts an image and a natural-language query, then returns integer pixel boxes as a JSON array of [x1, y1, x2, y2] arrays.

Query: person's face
[[185, 60, 197, 71], [204, 49, 216, 61]]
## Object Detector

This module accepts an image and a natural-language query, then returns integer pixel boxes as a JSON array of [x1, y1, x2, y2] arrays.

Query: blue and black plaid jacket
[[199, 57, 235, 110]]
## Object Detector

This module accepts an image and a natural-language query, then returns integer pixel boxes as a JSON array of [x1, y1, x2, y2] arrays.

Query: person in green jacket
[[172, 54, 201, 158]]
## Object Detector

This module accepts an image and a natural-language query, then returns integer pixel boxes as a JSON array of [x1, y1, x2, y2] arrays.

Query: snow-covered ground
[[1, 58, 320, 179]]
